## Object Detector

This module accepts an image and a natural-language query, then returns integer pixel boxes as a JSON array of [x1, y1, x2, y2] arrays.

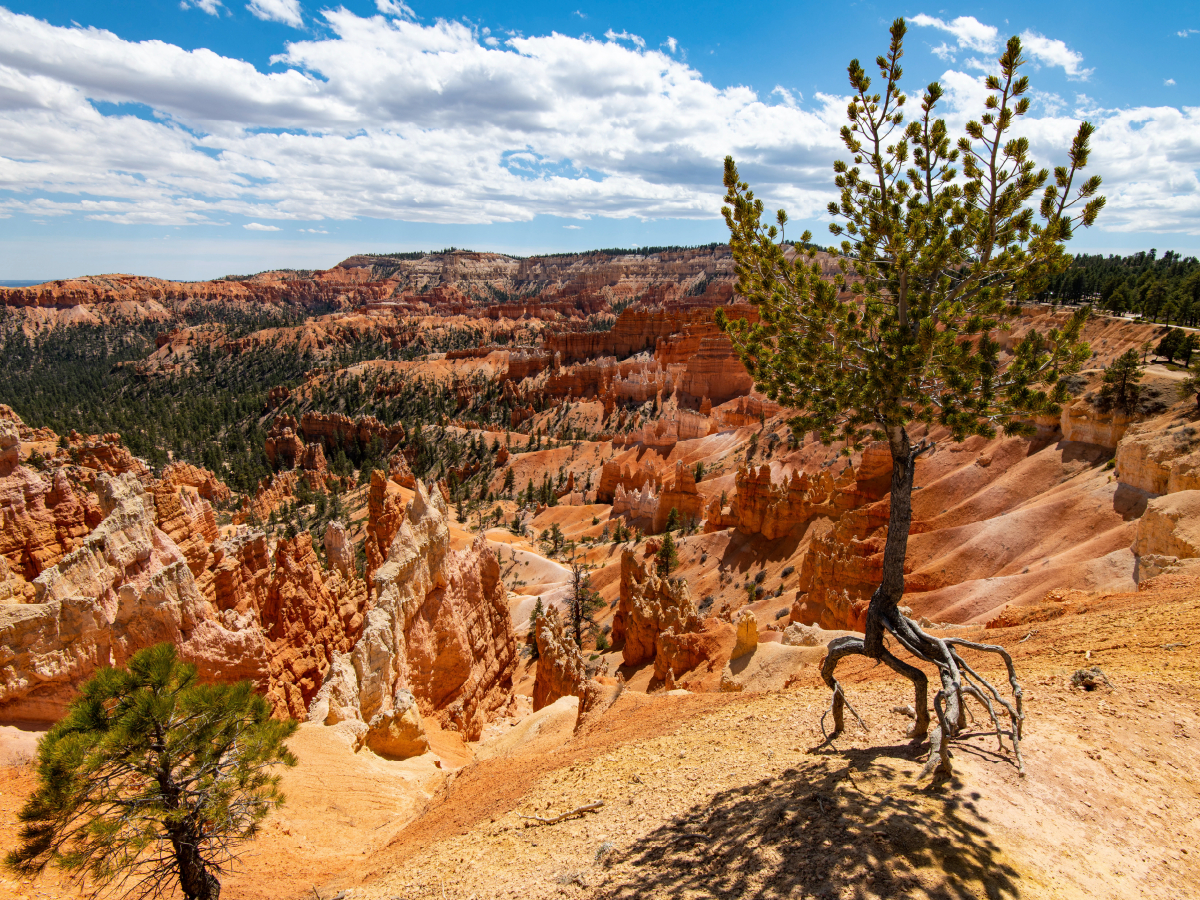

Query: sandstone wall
[[1116, 424, 1200, 495], [0, 474, 269, 722], [309, 481, 517, 740]]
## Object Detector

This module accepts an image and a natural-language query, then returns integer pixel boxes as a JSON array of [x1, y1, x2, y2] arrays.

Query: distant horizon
[[4, 241, 1200, 288]]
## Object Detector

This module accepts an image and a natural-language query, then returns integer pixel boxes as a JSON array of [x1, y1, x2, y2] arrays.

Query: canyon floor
[[3, 570, 1197, 900]]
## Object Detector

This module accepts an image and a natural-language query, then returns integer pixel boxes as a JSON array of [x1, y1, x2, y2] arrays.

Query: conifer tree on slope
[[6, 643, 296, 900], [718, 20, 1104, 777]]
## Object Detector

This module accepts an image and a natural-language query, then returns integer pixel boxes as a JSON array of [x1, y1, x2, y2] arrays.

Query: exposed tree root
[[821, 600, 1024, 780]]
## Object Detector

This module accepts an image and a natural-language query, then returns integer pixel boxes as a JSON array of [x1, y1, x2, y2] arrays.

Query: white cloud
[[915, 15, 1093, 81], [1178, 29, 1200, 37], [931, 42, 956, 61], [0, 8, 1196, 238], [375, 0, 414, 18], [180, 0, 223, 15], [604, 29, 645, 49], [246, 0, 302, 28], [665, 36, 677, 54], [563, 224, 582, 229], [1020, 31, 1093, 81], [910, 14, 999, 54], [1165, 78, 1176, 86], [244, 222, 281, 231], [299, 227, 328, 232], [771, 86, 800, 108]]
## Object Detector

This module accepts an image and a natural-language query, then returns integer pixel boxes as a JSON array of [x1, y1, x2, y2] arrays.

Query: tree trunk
[[863, 425, 915, 659], [173, 831, 220, 900]]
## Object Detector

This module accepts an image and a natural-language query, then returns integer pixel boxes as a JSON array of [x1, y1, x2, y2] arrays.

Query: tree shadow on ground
[[592, 743, 1020, 900]]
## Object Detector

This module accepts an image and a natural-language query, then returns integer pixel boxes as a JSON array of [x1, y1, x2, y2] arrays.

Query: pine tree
[[1099, 348, 1143, 413], [527, 597, 545, 661], [565, 550, 604, 648], [656, 531, 680, 577], [663, 506, 681, 533], [1157, 328, 1186, 363], [717, 20, 1102, 777], [6, 644, 296, 900]]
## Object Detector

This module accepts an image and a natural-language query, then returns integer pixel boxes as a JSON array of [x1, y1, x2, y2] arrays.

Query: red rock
[[309, 482, 517, 741], [161, 461, 232, 504], [532, 607, 590, 711], [653, 618, 736, 685], [612, 550, 700, 666], [260, 533, 368, 719]]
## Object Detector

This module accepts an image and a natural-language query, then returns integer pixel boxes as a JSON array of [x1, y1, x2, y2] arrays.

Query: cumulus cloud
[[0, 8, 1196, 236], [914, 15, 1092, 81], [1020, 31, 1093, 80], [771, 86, 800, 108], [931, 42, 957, 62], [246, 0, 302, 28], [1165, 78, 1176, 86], [244, 222, 281, 230], [910, 14, 999, 54], [563, 224, 582, 229]]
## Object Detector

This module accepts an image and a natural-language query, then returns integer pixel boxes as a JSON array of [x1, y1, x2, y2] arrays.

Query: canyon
[[2, 245, 1199, 899]]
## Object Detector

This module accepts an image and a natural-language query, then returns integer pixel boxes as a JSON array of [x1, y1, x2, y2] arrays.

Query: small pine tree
[[5, 644, 296, 900], [527, 597, 545, 661], [656, 531, 680, 577], [565, 551, 604, 647], [663, 506, 681, 533], [1157, 328, 1187, 363], [1099, 348, 1144, 413]]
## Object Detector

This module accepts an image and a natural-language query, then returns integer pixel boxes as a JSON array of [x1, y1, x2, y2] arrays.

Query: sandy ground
[[343, 576, 1200, 900]]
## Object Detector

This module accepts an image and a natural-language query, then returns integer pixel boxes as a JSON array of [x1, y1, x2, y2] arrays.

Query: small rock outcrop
[[1133, 490, 1200, 562], [1060, 398, 1133, 449], [359, 689, 430, 759], [1116, 424, 1200, 495], [781, 621, 823, 646], [323, 520, 355, 578], [732, 609, 758, 659], [532, 607, 589, 711], [612, 550, 700, 666]]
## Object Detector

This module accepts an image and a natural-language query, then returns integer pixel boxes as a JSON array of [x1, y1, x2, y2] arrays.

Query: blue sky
[[0, 0, 1197, 280]]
